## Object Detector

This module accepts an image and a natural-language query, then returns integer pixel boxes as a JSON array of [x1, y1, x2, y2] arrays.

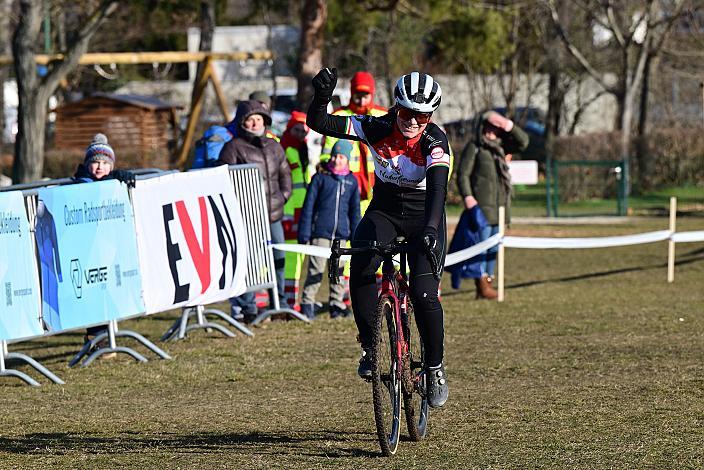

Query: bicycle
[[329, 237, 436, 456]]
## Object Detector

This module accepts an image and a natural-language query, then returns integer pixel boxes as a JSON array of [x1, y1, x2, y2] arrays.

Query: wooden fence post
[[497, 206, 506, 302], [667, 197, 677, 283]]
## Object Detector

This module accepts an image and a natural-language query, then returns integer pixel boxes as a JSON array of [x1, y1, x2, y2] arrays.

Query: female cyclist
[[307, 68, 450, 408]]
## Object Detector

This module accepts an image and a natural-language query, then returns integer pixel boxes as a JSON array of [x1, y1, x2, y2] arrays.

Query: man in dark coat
[[456, 110, 529, 299], [218, 99, 292, 321]]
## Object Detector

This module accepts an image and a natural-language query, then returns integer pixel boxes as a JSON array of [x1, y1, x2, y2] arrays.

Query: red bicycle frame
[[380, 256, 410, 383]]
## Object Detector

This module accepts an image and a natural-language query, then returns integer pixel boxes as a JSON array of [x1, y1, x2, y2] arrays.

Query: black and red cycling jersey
[[308, 83, 450, 368], [307, 101, 450, 234]]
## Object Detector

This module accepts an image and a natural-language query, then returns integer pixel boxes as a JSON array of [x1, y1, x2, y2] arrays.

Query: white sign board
[[187, 25, 299, 81], [508, 160, 539, 185], [131, 166, 248, 314]]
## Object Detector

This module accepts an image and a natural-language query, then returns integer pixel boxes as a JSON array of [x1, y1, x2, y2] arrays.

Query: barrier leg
[[2, 340, 64, 385], [164, 305, 251, 341], [185, 305, 235, 338], [68, 332, 107, 367], [75, 320, 151, 368], [83, 346, 147, 367], [203, 308, 254, 337], [252, 293, 310, 326], [0, 341, 41, 386], [115, 330, 171, 360], [5, 352, 65, 385], [161, 309, 189, 342], [178, 308, 191, 339]]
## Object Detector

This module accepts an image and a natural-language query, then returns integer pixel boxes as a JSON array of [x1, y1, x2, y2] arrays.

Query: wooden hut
[[54, 93, 181, 167]]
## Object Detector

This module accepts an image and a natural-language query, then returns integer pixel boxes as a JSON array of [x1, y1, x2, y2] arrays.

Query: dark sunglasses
[[397, 107, 433, 124]]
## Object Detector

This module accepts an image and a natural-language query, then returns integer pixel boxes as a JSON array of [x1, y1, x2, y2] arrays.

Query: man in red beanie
[[320, 71, 387, 202]]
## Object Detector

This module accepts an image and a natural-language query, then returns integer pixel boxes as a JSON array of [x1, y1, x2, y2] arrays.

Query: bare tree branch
[[568, 88, 608, 134], [546, 0, 617, 94], [606, 4, 627, 47], [651, 0, 687, 52], [12, 0, 119, 182], [40, 0, 118, 103]]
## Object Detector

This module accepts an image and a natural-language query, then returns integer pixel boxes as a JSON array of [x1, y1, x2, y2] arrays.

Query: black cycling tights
[[350, 209, 446, 368]]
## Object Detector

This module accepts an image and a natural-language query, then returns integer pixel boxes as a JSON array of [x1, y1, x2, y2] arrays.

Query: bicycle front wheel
[[372, 295, 402, 456], [402, 300, 429, 441]]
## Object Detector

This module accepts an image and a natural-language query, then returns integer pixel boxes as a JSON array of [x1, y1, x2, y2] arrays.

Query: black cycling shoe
[[357, 348, 373, 380], [426, 363, 449, 408]]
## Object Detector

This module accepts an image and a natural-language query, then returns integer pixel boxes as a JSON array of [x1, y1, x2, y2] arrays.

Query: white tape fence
[[273, 198, 703, 300]]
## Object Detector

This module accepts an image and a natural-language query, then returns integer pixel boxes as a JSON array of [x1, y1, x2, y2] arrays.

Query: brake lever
[[425, 246, 442, 281], [329, 239, 341, 285]]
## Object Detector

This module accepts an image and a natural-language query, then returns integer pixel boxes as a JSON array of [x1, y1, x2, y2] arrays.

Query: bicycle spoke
[[372, 296, 402, 456], [401, 299, 429, 441]]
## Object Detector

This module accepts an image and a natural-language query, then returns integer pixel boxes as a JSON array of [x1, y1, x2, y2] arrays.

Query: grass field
[[447, 184, 704, 218], [2, 217, 703, 468]]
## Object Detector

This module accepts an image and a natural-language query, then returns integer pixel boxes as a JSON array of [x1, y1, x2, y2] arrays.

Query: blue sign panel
[[0, 191, 43, 340], [36, 181, 144, 332]]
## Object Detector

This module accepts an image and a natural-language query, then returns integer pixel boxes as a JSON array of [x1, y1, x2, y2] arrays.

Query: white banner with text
[[131, 166, 247, 314]]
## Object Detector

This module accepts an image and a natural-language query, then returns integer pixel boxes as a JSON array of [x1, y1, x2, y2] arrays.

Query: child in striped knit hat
[[73, 133, 134, 185], [72, 133, 135, 354]]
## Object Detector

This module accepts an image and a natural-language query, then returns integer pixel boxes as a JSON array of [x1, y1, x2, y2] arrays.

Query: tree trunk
[[500, 11, 521, 116], [620, 87, 634, 197], [545, 70, 566, 158], [11, 0, 118, 183], [635, 53, 654, 191], [12, 0, 44, 182], [543, 0, 568, 161], [381, 10, 395, 107], [297, 0, 327, 110], [14, 95, 48, 183], [191, 0, 216, 105], [0, 0, 11, 147]]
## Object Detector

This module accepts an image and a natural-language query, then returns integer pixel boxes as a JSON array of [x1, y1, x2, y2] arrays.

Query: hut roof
[[71, 93, 182, 111]]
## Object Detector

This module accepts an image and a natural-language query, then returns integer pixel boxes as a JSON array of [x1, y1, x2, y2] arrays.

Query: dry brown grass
[[1, 217, 703, 468]]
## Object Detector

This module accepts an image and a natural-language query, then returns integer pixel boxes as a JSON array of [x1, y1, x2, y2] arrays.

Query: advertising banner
[[0, 191, 43, 340], [131, 166, 248, 314], [36, 181, 144, 332]]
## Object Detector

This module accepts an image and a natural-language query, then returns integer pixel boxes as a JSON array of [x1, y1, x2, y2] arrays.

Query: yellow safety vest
[[283, 146, 307, 217]]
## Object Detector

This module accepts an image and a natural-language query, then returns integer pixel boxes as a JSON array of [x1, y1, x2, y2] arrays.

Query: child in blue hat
[[297, 140, 361, 319]]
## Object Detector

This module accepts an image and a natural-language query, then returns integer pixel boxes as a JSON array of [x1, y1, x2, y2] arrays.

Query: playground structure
[[0, 50, 273, 169]]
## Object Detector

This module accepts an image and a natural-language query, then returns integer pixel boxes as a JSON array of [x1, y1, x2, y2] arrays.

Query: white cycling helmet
[[394, 71, 442, 113]]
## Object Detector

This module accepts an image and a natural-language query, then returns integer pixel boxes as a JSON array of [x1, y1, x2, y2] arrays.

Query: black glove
[[110, 169, 136, 188], [311, 67, 338, 102], [422, 227, 443, 280]]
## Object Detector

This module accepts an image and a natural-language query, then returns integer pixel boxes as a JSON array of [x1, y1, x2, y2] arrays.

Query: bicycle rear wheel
[[402, 300, 429, 440], [371, 295, 402, 456]]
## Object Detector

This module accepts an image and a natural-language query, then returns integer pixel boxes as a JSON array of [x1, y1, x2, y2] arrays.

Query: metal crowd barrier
[[1, 170, 172, 385], [228, 164, 307, 325], [67, 169, 176, 366], [161, 164, 308, 343]]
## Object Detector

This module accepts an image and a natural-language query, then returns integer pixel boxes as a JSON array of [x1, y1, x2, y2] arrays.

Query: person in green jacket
[[456, 110, 529, 299]]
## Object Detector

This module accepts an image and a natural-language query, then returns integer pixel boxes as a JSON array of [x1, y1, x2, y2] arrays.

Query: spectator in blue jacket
[[298, 140, 361, 319]]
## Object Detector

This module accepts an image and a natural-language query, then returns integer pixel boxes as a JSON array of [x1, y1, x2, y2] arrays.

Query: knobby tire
[[371, 295, 402, 456], [401, 300, 429, 441]]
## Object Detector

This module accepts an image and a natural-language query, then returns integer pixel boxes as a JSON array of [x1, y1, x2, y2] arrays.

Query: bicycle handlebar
[[328, 238, 440, 284]]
